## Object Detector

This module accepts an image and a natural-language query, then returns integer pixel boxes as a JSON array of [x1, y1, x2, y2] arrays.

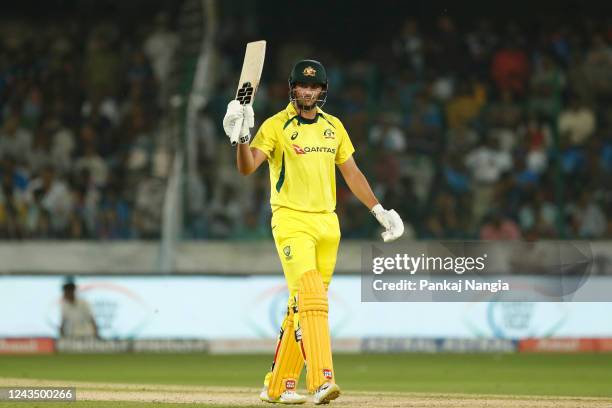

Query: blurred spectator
[[0, 115, 32, 162], [96, 187, 131, 239], [208, 184, 243, 239], [558, 97, 596, 146], [369, 113, 406, 152], [28, 122, 55, 175], [83, 24, 120, 98], [491, 37, 530, 96], [0, 170, 27, 238], [26, 166, 73, 236], [422, 191, 462, 239], [132, 177, 165, 239], [74, 143, 109, 187], [518, 191, 558, 238], [465, 137, 513, 183], [465, 18, 498, 79], [429, 17, 467, 75], [49, 118, 76, 174], [480, 211, 522, 240], [446, 80, 486, 130], [60, 280, 100, 339], [527, 55, 565, 119], [393, 18, 424, 73], [465, 137, 513, 224], [520, 114, 551, 174], [144, 12, 179, 104], [569, 191, 607, 238], [583, 34, 612, 100], [404, 91, 443, 152], [485, 89, 523, 130], [443, 153, 471, 195]]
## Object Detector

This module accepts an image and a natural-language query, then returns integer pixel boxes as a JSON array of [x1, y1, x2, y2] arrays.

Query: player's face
[[294, 83, 323, 108]]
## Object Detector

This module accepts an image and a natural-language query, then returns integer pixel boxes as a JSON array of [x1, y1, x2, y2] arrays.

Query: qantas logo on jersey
[[292, 144, 306, 154], [291, 144, 336, 155]]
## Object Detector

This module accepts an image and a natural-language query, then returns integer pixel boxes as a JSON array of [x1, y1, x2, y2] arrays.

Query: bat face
[[229, 40, 266, 145], [235, 41, 266, 106]]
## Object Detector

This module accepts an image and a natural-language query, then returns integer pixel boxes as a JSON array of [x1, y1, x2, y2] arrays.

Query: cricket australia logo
[[283, 245, 292, 260], [303, 66, 317, 77], [324, 128, 335, 139]]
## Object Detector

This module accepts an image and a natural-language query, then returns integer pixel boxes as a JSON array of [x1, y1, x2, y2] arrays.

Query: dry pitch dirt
[[1, 377, 611, 407]]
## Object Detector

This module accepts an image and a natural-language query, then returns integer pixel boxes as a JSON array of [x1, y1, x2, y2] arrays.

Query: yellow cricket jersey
[[250, 103, 355, 213]]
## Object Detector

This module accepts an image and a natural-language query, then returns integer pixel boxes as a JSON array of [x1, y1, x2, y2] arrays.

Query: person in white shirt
[[60, 281, 99, 339], [464, 137, 513, 225], [0, 116, 32, 161], [27, 167, 73, 235], [558, 97, 595, 146], [143, 13, 179, 104]]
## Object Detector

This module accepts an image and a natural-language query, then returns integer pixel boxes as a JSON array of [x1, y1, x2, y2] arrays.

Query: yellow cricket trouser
[[266, 206, 340, 394], [271, 207, 341, 298]]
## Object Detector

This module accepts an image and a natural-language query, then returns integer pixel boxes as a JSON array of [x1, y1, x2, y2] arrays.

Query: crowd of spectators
[[1, 8, 610, 241], [0, 12, 179, 239]]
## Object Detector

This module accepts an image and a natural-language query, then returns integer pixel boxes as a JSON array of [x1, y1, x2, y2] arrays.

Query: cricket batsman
[[223, 59, 404, 404]]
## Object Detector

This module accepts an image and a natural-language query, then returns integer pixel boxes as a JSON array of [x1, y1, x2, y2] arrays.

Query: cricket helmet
[[288, 59, 328, 108]]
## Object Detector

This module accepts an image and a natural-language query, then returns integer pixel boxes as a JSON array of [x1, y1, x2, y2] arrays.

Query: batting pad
[[265, 308, 304, 399], [297, 269, 335, 393]]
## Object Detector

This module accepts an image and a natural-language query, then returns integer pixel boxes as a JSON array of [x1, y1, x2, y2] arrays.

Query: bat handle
[[230, 116, 244, 146]]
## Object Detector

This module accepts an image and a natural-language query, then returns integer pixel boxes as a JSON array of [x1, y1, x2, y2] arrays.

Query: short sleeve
[[250, 118, 277, 159], [335, 120, 355, 165]]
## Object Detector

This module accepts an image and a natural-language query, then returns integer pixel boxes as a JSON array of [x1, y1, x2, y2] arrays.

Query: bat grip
[[230, 116, 244, 146]]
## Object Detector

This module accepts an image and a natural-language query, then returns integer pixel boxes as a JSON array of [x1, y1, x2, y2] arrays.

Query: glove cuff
[[370, 203, 385, 217], [238, 133, 251, 145]]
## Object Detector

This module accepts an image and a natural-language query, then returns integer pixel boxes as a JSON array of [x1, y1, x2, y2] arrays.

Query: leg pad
[[266, 307, 304, 399], [297, 270, 335, 393]]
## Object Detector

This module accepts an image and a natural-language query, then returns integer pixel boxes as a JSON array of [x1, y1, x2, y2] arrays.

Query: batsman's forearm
[[344, 169, 379, 210], [236, 144, 255, 175]]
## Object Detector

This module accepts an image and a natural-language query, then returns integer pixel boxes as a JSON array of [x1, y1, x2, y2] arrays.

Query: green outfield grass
[[0, 353, 611, 398]]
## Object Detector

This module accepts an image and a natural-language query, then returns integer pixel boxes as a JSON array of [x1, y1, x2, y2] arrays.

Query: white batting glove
[[223, 100, 242, 136], [371, 204, 404, 242], [222, 100, 254, 144]]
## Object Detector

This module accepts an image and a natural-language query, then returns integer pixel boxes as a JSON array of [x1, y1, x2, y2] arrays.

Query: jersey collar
[[285, 102, 326, 125]]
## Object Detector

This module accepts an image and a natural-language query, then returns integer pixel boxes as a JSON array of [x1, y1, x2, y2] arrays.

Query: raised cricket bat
[[230, 40, 266, 146]]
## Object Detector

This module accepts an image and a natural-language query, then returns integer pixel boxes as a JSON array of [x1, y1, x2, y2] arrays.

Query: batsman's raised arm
[[236, 143, 267, 176]]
